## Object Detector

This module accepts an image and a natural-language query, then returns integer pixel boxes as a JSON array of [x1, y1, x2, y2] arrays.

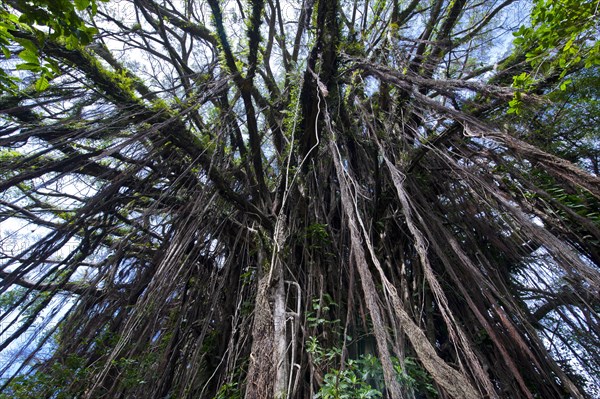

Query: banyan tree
[[0, 0, 598, 397]]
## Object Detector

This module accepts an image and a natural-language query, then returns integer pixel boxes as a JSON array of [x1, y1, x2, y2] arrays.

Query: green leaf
[[35, 75, 49, 91], [64, 35, 80, 50], [16, 62, 42, 72], [18, 49, 39, 64], [74, 0, 91, 11], [44, 60, 60, 74], [14, 38, 38, 54], [559, 79, 572, 90]]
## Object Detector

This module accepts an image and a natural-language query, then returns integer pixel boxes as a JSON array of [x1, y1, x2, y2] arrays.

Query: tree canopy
[[0, 0, 599, 398]]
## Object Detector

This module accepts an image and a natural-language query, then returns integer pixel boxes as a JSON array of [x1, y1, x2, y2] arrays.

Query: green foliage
[[112, 355, 154, 389], [306, 293, 339, 328], [12, 0, 104, 45], [0, 321, 170, 399], [532, 172, 600, 233], [308, 336, 382, 399], [316, 367, 382, 399], [509, 0, 599, 114], [521, 69, 600, 218], [304, 223, 331, 250], [513, 0, 600, 87], [547, 186, 599, 222], [0, 11, 22, 92], [308, 336, 437, 399], [507, 90, 525, 115], [306, 296, 436, 398], [0, 354, 88, 399], [214, 382, 241, 399], [0, 287, 25, 313], [0, 286, 51, 318], [393, 357, 438, 396], [0, 0, 107, 93], [508, 72, 536, 114]]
